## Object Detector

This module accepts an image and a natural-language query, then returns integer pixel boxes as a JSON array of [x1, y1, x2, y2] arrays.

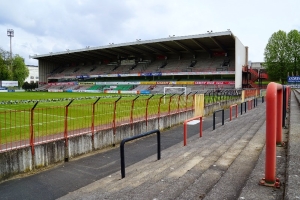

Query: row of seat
[[47, 57, 235, 78]]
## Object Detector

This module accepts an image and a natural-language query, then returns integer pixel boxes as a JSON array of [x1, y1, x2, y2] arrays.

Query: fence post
[[91, 97, 101, 140], [168, 94, 176, 128], [168, 94, 176, 116], [130, 96, 139, 130], [64, 99, 74, 147], [113, 97, 122, 138], [158, 94, 165, 129], [186, 92, 192, 112], [177, 92, 184, 113], [145, 95, 154, 127], [30, 101, 39, 155]]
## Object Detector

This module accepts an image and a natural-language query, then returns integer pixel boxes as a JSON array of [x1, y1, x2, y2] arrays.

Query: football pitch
[[0, 92, 193, 147]]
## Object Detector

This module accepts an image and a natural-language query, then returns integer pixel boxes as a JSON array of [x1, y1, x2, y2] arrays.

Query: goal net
[[164, 87, 187, 95], [163, 87, 188, 103]]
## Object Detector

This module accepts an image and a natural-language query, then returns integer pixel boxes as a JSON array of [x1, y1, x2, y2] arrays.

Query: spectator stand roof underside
[[30, 30, 236, 64]]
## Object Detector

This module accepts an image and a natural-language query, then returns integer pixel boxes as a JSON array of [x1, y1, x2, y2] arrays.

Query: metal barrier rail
[[120, 129, 161, 178], [229, 104, 238, 121], [240, 102, 247, 115], [183, 116, 203, 146], [213, 109, 224, 130], [0, 94, 194, 153]]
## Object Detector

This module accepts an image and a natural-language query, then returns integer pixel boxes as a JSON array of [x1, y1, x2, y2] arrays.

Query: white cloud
[[0, 0, 299, 66]]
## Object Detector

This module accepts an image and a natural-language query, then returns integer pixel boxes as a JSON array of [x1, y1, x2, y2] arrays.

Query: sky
[[0, 0, 299, 66]]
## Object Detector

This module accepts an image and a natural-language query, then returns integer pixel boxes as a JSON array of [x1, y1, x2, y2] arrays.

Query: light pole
[[7, 29, 14, 59]]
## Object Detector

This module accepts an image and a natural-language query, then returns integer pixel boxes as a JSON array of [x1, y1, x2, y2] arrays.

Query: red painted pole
[[265, 82, 277, 184], [263, 82, 283, 186], [183, 116, 202, 146]]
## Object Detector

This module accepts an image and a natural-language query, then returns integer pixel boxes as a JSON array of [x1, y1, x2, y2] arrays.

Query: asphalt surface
[[0, 99, 264, 200]]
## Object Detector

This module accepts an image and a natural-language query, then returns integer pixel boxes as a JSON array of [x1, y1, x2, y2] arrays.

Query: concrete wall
[[0, 99, 240, 181], [235, 36, 246, 89]]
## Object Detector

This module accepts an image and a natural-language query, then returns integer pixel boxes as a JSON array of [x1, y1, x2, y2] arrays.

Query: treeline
[[264, 30, 300, 84], [0, 47, 29, 87]]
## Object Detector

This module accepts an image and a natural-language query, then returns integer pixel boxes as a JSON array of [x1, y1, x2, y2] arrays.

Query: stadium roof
[[30, 30, 236, 64]]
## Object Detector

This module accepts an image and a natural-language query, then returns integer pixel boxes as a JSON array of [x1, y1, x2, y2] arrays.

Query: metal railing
[[183, 116, 203, 146], [0, 94, 194, 153], [213, 109, 224, 130], [204, 89, 242, 105], [120, 129, 161, 178], [229, 104, 238, 121]]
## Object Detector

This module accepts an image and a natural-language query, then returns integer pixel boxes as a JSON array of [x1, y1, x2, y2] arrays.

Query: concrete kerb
[[285, 91, 300, 200]]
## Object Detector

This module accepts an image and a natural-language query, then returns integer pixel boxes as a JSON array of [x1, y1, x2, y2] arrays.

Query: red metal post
[[158, 95, 165, 124], [177, 93, 184, 113], [130, 96, 139, 130], [91, 97, 100, 140], [183, 116, 203, 146], [30, 101, 39, 155], [64, 99, 74, 147], [168, 94, 175, 116], [260, 82, 282, 187], [113, 97, 122, 135], [229, 104, 238, 121], [185, 92, 192, 111], [145, 95, 154, 126]]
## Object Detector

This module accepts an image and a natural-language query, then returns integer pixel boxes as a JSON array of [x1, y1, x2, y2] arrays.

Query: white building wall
[[25, 65, 39, 83], [235, 37, 246, 89]]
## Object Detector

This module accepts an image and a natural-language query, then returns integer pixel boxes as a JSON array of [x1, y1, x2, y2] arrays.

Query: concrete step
[[59, 104, 266, 200]]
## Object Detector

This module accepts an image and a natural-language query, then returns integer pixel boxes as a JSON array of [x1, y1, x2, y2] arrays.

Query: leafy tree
[[11, 55, 29, 87], [264, 30, 300, 84], [0, 47, 29, 87], [0, 55, 12, 80], [286, 30, 300, 75]]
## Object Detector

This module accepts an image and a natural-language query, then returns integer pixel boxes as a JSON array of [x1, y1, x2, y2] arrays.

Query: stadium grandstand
[[30, 30, 266, 94]]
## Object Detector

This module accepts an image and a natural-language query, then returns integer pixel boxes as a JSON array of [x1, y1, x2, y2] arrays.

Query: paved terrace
[[1, 91, 300, 200]]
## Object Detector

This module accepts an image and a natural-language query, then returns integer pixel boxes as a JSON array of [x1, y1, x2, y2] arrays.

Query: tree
[[0, 55, 12, 80], [0, 47, 29, 87], [11, 55, 29, 87], [286, 30, 300, 75], [264, 30, 300, 84]]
